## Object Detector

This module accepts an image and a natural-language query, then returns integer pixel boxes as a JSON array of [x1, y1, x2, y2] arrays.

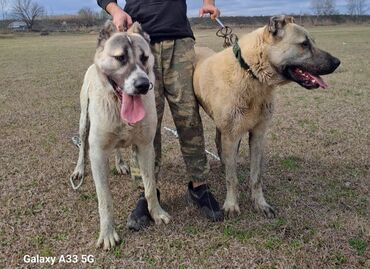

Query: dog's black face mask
[[268, 16, 341, 90], [282, 47, 341, 90]]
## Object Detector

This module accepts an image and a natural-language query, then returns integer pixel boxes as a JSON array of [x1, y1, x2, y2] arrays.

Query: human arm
[[199, 0, 220, 20], [97, 0, 132, 31]]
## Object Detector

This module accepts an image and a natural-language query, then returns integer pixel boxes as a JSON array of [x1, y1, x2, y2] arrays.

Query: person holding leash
[[97, 0, 223, 229]]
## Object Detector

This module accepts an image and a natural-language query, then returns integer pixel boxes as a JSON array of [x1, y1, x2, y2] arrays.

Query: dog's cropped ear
[[97, 20, 116, 47], [127, 22, 151, 43], [268, 16, 295, 37]]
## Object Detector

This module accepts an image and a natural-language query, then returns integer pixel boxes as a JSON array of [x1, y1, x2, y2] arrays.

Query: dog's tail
[[69, 80, 90, 190]]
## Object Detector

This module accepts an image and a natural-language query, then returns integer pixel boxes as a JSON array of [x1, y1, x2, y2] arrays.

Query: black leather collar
[[232, 42, 257, 79]]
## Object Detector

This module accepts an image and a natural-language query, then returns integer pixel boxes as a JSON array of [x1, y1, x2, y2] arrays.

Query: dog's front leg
[[249, 123, 276, 218], [136, 143, 171, 225], [89, 141, 120, 250], [221, 134, 241, 216]]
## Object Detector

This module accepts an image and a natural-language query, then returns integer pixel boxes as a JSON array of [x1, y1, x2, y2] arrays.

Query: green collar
[[232, 42, 257, 79]]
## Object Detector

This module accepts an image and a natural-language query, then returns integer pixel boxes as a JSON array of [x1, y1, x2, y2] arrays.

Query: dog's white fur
[[70, 22, 170, 250]]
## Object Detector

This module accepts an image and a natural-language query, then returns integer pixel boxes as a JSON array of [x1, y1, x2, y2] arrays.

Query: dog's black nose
[[134, 77, 150, 94], [332, 56, 341, 69]]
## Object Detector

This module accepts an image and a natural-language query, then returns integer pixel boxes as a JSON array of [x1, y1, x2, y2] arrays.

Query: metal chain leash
[[215, 18, 238, 48]]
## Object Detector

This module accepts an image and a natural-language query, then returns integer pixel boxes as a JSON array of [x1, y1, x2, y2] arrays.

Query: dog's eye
[[140, 54, 148, 65], [301, 40, 310, 49], [114, 55, 127, 64]]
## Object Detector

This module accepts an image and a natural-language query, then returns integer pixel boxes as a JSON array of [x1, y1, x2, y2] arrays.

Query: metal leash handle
[[214, 17, 238, 48]]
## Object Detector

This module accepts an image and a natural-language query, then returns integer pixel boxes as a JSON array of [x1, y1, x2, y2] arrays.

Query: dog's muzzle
[[134, 77, 152, 95]]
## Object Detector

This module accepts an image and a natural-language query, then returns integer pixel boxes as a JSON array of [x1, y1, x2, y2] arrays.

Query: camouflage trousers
[[152, 38, 210, 180], [132, 38, 209, 181]]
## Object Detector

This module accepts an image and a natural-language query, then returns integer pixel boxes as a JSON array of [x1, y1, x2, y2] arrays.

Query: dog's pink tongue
[[311, 74, 328, 89], [120, 92, 145, 124]]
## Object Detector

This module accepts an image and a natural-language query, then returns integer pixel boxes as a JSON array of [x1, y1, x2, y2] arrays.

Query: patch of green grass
[[237, 167, 249, 184], [297, 119, 319, 132], [170, 239, 183, 250], [208, 241, 225, 252], [184, 225, 199, 235], [264, 236, 283, 250], [54, 233, 68, 241], [270, 217, 288, 230], [114, 248, 122, 258], [223, 225, 254, 243], [281, 157, 300, 171], [40, 246, 53, 258], [349, 238, 368, 255], [48, 133, 57, 144], [323, 182, 357, 204], [334, 251, 347, 266], [144, 254, 156, 267], [25, 202, 44, 216], [290, 239, 304, 250], [355, 196, 369, 216], [328, 128, 341, 136], [111, 168, 120, 176], [31, 235, 45, 249], [80, 193, 97, 201], [329, 220, 342, 230]]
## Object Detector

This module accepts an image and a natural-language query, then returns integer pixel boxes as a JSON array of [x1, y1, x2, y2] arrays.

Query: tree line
[[310, 0, 367, 16], [0, 0, 369, 31]]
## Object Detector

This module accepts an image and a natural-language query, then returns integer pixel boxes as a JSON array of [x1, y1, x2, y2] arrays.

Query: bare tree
[[347, 0, 367, 16], [311, 0, 337, 16], [78, 7, 98, 27], [0, 0, 8, 20], [12, 0, 45, 30]]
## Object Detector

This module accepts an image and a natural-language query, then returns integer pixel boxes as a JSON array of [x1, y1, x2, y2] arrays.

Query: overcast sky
[[4, 0, 367, 16]]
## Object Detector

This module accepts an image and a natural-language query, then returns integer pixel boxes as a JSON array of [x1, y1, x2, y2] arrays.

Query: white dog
[[70, 22, 170, 250]]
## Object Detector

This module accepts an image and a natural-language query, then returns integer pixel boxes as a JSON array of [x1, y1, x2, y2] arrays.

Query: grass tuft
[[349, 238, 368, 255]]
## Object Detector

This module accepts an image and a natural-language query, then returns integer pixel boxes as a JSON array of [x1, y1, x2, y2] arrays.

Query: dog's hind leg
[[221, 134, 242, 216], [136, 142, 171, 225], [215, 128, 223, 164], [249, 122, 276, 218], [216, 129, 244, 166], [114, 149, 129, 175], [90, 138, 120, 250], [70, 87, 90, 189]]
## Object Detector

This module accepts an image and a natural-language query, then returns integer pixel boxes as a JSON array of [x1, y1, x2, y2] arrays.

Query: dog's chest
[[226, 96, 274, 133], [112, 124, 135, 146], [113, 122, 153, 148]]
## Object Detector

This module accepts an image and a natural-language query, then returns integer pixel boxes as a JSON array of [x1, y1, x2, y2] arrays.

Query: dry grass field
[[0, 25, 369, 268]]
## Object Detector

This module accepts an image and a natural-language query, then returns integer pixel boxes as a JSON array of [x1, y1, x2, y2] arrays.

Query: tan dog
[[70, 22, 170, 250], [194, 16, 340, 218]]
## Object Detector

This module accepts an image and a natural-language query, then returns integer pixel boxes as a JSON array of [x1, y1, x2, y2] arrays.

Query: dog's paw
[[150, 207, 171, 225], [115, 161, 130, 175], [96, 228, 120, 250], [223, 201, 241, 217], [254, 200, 276, 219]]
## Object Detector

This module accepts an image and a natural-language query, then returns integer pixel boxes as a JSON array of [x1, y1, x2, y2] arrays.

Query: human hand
[[106, 3, 133, 31], [199, 4, 220, 20]]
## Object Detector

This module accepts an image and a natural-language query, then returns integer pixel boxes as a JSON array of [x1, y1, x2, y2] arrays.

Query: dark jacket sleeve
[[97, 0, 117, 11]]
